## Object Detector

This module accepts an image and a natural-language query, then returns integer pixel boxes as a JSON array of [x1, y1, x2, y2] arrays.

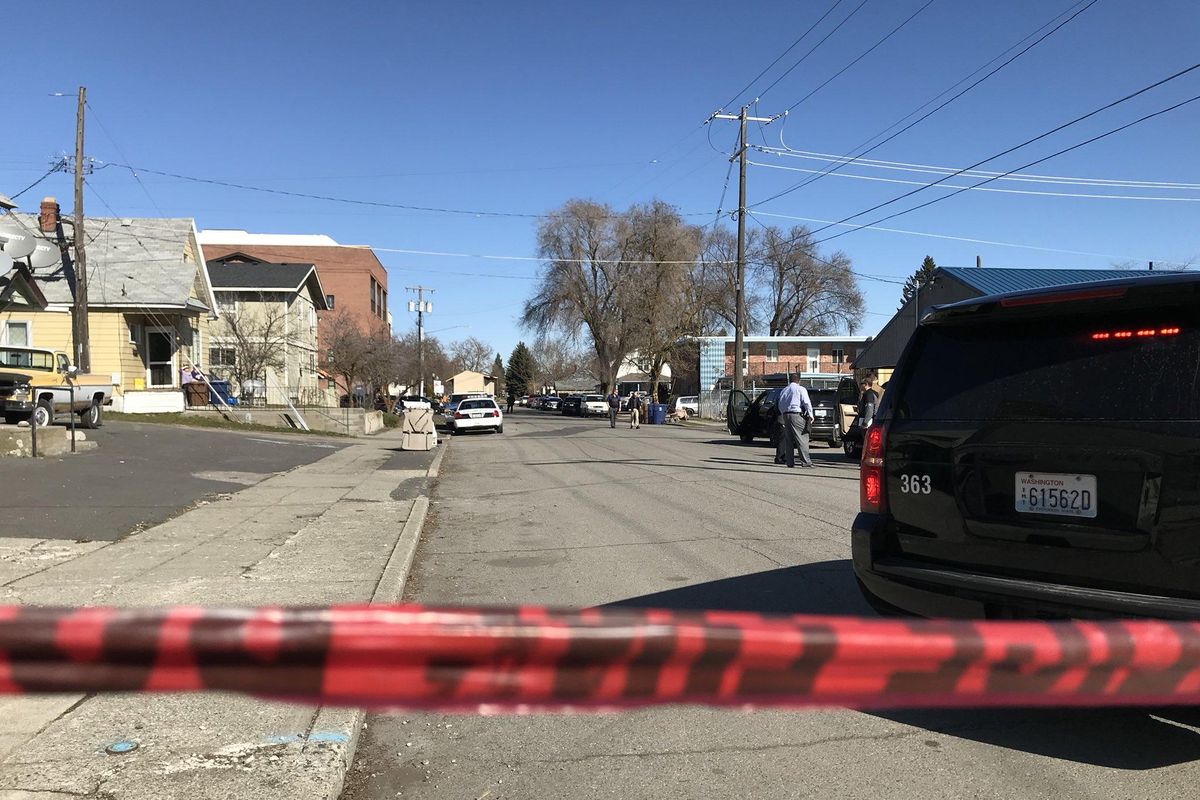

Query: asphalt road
[[346, 409, 1200, 800], [0, 421, 349, 541]]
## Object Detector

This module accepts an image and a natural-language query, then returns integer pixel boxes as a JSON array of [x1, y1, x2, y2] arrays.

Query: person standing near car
[[606, 388, 621, 428], [506, 391, 515, 414], [857, 375, 879, 431], [628, 391, 643, 429], [777, 372, 815, 468]]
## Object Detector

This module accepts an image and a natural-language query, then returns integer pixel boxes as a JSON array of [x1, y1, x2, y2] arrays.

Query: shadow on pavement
[[607, 559, 871, 615], [608, 560, 1200, 770]]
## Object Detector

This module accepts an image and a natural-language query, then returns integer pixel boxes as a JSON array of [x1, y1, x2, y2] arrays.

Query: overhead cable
[[755, 0, 1101, 207], [812, 90, 1200, 247]]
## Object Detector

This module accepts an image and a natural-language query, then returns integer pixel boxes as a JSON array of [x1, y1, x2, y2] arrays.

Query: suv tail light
[[859, 422, 888, 513]]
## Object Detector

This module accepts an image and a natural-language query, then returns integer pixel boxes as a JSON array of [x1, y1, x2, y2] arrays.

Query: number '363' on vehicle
[[853, 274, 1200, 620]]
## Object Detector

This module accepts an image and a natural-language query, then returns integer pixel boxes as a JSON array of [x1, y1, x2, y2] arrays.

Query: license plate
[[469, 413, 483, 418], [1015, 472, 1097, 518], [814, 409, 827, 417]]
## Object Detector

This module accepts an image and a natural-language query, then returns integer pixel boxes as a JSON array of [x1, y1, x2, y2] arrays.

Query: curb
[[321, 454, 437, 799]]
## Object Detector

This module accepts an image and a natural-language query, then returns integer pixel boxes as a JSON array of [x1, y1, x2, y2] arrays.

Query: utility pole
[[407, 286, 434, 396], [72, 86, 91, 373], [711, 103, 778, 392]]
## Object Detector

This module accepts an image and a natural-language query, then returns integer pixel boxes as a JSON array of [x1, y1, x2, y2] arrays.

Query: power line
[[10, 159, 67, 199], [753, 0, 874, 103], [752, 145, 1200, 189], [749, 210, 1177, 264], [812, 90, 1200, 247], [747, 158, 1200, 202], [755, 0, 1100, 207], [717, 0, 849, 110], [782, 0, 938, 113], [799, 61, 1200, 238], [99, 161, 714, 219]]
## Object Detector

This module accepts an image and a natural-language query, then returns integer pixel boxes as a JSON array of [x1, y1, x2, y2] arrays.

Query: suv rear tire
[[80, 399, 102, 429], [843, 439, 861, 458]]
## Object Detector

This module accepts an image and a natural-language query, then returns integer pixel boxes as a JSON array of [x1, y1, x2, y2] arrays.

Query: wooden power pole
[[72, 86, 90, 372], [407, 286, 434, 396], [711, 104, 777, 392]]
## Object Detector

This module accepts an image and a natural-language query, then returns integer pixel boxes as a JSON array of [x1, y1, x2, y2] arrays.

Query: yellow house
[[444, 370, 496, 397], [0, 202, 218, 413]]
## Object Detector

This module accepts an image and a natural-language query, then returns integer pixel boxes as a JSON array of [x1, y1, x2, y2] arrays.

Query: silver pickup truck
[[0, 346, 113, 428]]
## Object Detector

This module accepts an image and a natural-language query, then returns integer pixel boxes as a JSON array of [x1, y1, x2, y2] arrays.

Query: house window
[[832, 348, 845, 365], [325, 294, 335, 310], [807, 347, 820, 373], [766, 342, 779, 361], [740, 345, 748, 373], [2, 321, 30, 347], [210, 347, 237, 368], [370, 278, 378, 316], [128, 319, 141, 345]]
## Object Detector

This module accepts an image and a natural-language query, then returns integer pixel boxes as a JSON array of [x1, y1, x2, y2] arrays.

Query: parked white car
[[673, 395, 699, 416], [448, 397, 504, 434], [581, 394, 607, 416]]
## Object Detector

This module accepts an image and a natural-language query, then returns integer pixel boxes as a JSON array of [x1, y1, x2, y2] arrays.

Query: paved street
[[347, 409, 1200, 800], [0, 421, 348, 541]]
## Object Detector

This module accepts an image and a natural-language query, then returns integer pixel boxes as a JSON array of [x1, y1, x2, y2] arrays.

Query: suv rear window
[[898, 310, 1198, 421]]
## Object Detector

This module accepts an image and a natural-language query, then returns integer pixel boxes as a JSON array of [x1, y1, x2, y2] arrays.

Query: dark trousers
[[779, 413, 813, 467], [609, 408, 618, 428]]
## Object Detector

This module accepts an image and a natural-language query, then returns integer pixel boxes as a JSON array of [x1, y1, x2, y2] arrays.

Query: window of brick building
[[832, 348, 845, 365], [766, 342, 779, 361], [326, 294, 335, 310]]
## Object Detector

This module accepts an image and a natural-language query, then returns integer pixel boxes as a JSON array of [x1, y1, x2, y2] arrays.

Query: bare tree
[[212, 292, 290, 399], [531, 336, 589, 390], [358, 330, 407, 412], [523, 199, 644, 391], [751, 224, 864, 335], [449, 336, 495, 373], [320, 310, 375, 404], [623, 201, 705, 400]]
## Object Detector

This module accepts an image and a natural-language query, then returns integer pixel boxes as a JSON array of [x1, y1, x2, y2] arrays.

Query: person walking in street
[[506, 391, 515, 414], [628, 391, 643, 429], [777, 372, 815, 469], [606, 388, 621, 428]]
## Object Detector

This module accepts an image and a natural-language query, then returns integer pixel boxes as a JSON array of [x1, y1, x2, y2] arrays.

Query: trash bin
[[208, 380, 238, 406], [185, 382, 208, 406], [648, 403, 668, 425]]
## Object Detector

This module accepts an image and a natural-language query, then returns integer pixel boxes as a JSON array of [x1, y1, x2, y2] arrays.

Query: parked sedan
[[448, 397, 504, 435]]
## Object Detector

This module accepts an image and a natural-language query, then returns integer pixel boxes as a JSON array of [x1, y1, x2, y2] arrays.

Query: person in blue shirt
[[774, 372, 815, 469]]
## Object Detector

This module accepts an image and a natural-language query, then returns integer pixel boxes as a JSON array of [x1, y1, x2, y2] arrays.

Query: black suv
[[727, 387, 840, 447], [853, 274, 1200, 619]]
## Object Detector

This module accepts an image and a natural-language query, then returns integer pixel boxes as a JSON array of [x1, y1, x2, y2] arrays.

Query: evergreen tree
[[900, 255, 938, 308], [505, 342, 536, 398], [492, 353, 506, 396]]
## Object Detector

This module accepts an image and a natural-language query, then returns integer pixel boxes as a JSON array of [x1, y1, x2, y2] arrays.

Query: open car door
[[726, 389, 752, 436]]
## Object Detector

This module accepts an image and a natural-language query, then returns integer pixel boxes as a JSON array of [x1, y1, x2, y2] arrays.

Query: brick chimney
[[38, 196, 60, 233]]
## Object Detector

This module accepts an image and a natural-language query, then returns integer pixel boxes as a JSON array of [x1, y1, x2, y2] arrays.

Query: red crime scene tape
[[2, 605, 1200, 711]]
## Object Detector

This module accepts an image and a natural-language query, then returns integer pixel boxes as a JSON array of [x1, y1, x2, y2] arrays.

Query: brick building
[[196, 230, 390, 391], [698, 335, 869, 392]]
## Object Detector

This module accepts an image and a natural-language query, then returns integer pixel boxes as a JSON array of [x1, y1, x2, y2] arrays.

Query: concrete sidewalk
[[0, 430, 443, 800]]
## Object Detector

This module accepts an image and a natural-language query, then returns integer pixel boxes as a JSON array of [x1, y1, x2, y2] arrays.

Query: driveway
[[0, 421, 349, 541]]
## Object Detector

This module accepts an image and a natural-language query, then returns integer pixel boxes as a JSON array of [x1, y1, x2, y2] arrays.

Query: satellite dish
[[0, 222, 36, 260], [0, 252, 12, 273], [28, 241, 61, 269]]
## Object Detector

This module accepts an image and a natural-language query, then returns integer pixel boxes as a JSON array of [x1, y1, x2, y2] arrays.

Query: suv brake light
[[860, 422, 888, 514]]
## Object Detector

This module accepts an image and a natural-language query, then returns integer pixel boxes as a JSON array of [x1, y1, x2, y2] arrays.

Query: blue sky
[[4, 1, 1199, 359]]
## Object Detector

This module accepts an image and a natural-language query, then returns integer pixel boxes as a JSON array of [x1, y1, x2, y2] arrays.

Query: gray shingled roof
[[10, 214, 207, 309], [207, 262, 316, 290]]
